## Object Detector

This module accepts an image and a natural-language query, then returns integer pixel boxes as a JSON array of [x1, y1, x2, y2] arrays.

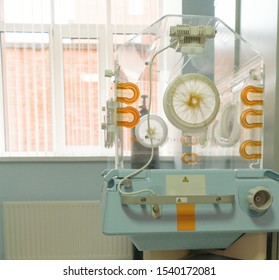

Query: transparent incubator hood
[[103, 14, 264, 170]]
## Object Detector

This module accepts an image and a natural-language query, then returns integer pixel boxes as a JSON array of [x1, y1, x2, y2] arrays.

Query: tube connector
[[247, 186, 273, 213]]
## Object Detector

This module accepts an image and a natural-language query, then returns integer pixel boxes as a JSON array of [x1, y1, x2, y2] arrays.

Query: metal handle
[[121, 194, 235, 205]]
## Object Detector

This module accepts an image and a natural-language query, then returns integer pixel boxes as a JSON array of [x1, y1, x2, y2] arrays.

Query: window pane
[[1, 32, 52, 152], [3, 0, 51, 24], [63, 38, 99, 147], [111, 0, 159, 24], [54, 0, 106, 24]]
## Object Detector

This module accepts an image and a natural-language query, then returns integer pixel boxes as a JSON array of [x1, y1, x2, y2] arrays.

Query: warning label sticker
[[166, 174, 206, 196], [176, 197, 188, 203], [182, 176, 189, 183]]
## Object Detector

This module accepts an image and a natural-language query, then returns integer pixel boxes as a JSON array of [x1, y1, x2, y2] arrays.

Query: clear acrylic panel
[[104, 15, 264, 170]]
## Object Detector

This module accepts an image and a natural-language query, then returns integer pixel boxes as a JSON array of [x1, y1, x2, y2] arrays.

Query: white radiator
[[3, 201, 133, 260]]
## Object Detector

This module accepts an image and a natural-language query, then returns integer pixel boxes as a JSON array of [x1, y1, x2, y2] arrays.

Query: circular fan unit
[[135, 115, 168, 148], [163, 73, 220, 132]]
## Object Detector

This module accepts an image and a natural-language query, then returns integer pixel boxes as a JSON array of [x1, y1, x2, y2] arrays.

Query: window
[[0, 0, 182, 157], [63, 38, 99, 147], [1, 32, 52, 153]]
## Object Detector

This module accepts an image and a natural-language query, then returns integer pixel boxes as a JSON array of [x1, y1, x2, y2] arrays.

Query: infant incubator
[[101, 15, 279, 251]]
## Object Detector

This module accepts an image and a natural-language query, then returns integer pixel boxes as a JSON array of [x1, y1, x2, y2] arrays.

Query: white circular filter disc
[[135, 115, 168, 148], [163, 73, 220, 131]]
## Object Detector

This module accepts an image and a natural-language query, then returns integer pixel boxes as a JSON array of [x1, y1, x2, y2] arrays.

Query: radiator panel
[[3, 201, 133, 260]]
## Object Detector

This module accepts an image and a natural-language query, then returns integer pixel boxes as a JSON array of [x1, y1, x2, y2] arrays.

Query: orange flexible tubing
[[116, 82, 140, 104], [240, 86, 263, 106], [117, 106, 140, 128], [239, 140, 262, 160], [240, 109, 263, 129]]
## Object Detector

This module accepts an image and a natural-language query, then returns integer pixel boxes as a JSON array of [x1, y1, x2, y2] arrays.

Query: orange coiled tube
[[239, 140, 262, 160], [181, 152, 199, 165], [240, 109, 263, 129], [117, 82, 140, 104], [117, 106, 140, 128], [240, 86, 263, 106]]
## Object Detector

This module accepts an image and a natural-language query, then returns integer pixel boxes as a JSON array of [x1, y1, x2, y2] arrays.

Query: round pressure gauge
[[163, 73, 220, 132], [135, 115, 168, 148]]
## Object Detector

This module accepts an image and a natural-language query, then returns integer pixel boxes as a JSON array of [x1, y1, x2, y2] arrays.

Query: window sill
[[0, 155, 174, 163]]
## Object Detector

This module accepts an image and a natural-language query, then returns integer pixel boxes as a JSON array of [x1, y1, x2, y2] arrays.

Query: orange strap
[[177, 204, 196, 231]]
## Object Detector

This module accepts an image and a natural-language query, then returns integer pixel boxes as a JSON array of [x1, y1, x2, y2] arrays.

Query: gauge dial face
[[135, 115, 168, 148], [163, 73, 220, 131]]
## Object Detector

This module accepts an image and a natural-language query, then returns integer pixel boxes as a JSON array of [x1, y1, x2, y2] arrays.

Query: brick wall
[[5, 47, 52, 152]]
